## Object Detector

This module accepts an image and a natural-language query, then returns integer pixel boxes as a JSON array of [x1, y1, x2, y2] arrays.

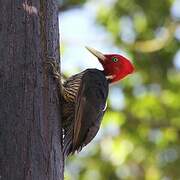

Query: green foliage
[[62, 0, 180, 179]]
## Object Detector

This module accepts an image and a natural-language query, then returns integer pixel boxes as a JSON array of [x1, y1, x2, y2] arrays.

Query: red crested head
[[86, 47, 134, 83]]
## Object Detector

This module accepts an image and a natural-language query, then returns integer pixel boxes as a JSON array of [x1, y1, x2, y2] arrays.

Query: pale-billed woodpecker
[[48, 47, 134, 156]]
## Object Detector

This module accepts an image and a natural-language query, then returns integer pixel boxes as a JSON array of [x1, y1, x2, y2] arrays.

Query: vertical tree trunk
[[0, 0, 64, 179]]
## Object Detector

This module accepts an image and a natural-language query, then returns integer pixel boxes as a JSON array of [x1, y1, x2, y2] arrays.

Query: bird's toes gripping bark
[[45, 57, 61, 80]]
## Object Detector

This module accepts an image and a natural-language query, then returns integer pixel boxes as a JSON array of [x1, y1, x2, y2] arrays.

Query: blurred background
[[58, 0, 180, 179]]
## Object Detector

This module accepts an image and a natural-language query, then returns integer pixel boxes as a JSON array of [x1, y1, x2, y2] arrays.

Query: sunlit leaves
[[131, 94, 165, 120], [100, 137, 134, 165], [103, 111, 126, 127], [134, 12, 147, 34]]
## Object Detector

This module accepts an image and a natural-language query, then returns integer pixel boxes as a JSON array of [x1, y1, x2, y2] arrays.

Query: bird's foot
[[46, 57, 61, 80]]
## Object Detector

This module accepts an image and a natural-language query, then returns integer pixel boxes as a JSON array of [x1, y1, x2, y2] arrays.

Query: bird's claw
[[46, 57, 61, 80]]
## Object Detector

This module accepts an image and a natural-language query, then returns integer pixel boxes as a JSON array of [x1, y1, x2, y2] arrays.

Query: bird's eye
[[112, 57, 118, 62]]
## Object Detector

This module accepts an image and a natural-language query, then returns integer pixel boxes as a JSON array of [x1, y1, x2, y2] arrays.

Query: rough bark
[[0, 0, 63, 180]]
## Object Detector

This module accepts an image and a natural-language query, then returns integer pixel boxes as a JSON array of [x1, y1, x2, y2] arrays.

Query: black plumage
[[47, 61, 109, 156], [62, 69, 109, 156]]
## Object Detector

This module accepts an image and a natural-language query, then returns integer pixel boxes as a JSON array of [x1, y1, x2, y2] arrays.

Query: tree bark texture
[[0, 0, 63, 179]]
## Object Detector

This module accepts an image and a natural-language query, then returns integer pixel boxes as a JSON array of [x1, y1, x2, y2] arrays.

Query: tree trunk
[[0, 0, 64, 180]]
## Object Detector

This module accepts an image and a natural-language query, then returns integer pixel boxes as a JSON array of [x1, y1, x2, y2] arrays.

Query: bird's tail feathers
[[63, 125, 74, 157]]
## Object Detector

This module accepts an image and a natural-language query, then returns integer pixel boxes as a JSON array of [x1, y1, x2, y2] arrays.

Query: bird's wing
[[72, 69, 109, 152]]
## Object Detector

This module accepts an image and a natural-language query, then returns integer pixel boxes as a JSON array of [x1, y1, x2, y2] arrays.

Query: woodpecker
[[48, 47, 134, 156]]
